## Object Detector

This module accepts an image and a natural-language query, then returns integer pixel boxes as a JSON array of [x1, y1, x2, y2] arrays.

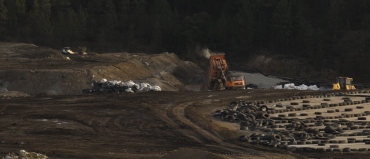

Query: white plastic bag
[[274, 85, 283, 89], [284, 83, 295, 90], [126, 80, 136, 87], [150, 86, 161, 91], [125, 88, 134, 93], [139, 83, 151, 89]]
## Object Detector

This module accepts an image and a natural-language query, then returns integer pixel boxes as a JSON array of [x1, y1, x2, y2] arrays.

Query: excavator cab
[[225, 74, 246, 90], [332, 77, 356, 90]]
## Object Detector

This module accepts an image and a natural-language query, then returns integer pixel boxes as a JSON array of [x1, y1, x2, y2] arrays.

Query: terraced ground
[[216, 90, 370, 157]]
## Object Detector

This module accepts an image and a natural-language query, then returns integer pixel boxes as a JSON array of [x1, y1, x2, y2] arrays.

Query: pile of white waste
[[0, 88, 7, 92], [82, 78, 161, 94], [273, 83, 320, 90], [3, 150, 48, 159]]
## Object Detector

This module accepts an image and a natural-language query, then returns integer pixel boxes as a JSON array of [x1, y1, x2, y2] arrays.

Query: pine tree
[[231, 0, 255, 52], [151, 0, 172, 27], [271, 0, 293, 53], [0, 0, 7, 22], [0, 0, 8, 39], [102, 0, 117, 35], [291, 0, 314, 56], [150, 20, 162, 50], [30, 0, 52, 45], [77, 6, 88, 40]]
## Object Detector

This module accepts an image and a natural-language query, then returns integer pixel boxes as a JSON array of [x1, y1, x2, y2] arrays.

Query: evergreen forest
[[1, 0, 370, 80]]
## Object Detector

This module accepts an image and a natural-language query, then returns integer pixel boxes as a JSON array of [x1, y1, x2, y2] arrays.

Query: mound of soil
[[0, 43, 204, 95]]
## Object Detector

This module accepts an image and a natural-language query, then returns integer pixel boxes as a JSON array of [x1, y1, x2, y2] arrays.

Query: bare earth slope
[[0, 43, 204, 96]]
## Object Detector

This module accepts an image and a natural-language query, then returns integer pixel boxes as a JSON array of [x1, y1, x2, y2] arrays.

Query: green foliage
[[0, 0, 7, 22], [271, 0, 293, 53], [0, 0, 7, 39], [1, 0, 370, 81]]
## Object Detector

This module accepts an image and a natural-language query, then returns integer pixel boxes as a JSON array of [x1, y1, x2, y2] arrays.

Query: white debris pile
[[3, 150, 48, 159], [82, 79, 161, 94], [0, 88, 8, 92], [273, 83, 320, 90]]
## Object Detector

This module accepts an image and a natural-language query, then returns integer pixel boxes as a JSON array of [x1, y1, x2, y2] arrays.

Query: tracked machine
[[205, 54, 246, 90], [332, 77, 356, 90]]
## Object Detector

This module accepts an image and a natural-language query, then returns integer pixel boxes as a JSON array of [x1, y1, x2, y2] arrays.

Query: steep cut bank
[[0, 43, 204, 96]]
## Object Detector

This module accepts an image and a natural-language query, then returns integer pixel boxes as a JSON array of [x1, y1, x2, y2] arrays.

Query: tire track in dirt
[[114, 115, 125, 130], [0, 105, 7, 112], [98, 117, 110, 126], [171, 102, 223, 144], [151, 104, 204, 144], [169, 100, 286, 157]]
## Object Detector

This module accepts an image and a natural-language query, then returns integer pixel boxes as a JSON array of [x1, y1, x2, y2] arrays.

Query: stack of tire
[[214, 101, 270, 123]]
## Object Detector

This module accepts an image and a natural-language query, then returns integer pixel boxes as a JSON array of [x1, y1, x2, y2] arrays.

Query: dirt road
[[2, 89, 366, 159]]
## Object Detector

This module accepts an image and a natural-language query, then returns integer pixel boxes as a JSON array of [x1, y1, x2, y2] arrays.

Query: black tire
[[260, 112, 270, 119], [291, 102, 299, 105], [300, 113, 308, 116], [324, 99, 331, 101], [229, 101, 238, 107], [357, 106, 364, 109], [272, 134, 282, 141], [246, 114, 256, 120], [303, 100, 310, 103], [343, 148, 351, 152], [358, 117, 367, 120], [315, 112, 322, 115], [318, 143, 325, 146], [330, 145, 339, 148], [345, 108, 353, 112], [278, 114, 286, 117], [260, 105, 268, 111], [327, 110, 335, 113], [288, 113, 297, 117], [359, 148, 368, 151]]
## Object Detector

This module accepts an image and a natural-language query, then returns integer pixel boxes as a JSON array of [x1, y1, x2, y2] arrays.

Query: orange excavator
[[205, 54, 246, 90]]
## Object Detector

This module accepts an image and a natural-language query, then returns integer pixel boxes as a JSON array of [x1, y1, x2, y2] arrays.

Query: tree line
[[1, 0, 370, 79]]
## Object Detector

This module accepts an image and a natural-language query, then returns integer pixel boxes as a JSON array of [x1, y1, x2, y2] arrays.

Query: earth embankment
[[0, 43, 204, 96]]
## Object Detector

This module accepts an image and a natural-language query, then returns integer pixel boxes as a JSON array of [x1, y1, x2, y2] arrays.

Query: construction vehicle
[[332, 77, 356, 90], [205, 54, 246, 90]]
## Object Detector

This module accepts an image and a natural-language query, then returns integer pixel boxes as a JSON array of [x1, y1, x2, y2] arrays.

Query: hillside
[[0, 43, 204, 96]]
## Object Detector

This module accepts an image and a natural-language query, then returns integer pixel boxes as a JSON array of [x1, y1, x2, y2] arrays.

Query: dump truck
[[332, 77, 356, 90], [205, 54, 246, 90]]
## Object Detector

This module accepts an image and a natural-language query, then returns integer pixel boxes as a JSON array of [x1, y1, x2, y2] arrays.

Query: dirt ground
[[0, 89, 351, 159], [1, 43, 369, 159]]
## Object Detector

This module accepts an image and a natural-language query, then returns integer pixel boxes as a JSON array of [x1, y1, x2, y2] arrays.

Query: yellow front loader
[[332, 77, 356, 90]]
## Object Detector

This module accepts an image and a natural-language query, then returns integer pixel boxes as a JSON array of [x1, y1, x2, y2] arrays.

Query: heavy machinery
[[205, 54, 246, 90], [332, 77, 356, 90]]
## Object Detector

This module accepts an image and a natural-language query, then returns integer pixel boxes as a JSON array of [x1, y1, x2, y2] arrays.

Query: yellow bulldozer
[[332, 77, 356, 90]]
